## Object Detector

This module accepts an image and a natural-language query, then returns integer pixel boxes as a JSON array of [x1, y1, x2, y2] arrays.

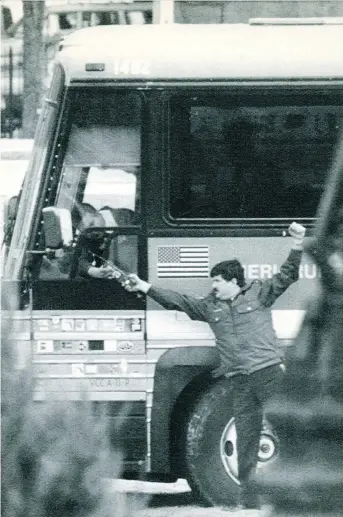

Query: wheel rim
[[219, 418, 279, 484]]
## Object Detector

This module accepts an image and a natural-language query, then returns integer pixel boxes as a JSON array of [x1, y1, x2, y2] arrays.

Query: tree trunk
[[22, 0, 45, 138]]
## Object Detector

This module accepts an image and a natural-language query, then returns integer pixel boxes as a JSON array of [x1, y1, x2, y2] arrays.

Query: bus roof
[[57, 23, 343, 83]]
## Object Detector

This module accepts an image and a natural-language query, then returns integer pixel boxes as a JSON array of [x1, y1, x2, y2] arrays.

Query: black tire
[[184, 379, 280, 507], [184, 379, 239, 506]]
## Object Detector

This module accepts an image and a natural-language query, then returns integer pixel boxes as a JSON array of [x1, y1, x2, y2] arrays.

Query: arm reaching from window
[[77, 245, 113, 279], [87, 265, 114, 279]]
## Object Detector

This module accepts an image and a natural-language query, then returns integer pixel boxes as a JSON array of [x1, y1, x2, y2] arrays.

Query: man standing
[[124, 222, 306, 508]]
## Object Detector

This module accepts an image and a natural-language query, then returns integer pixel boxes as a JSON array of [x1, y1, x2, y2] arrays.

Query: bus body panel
[[58, 24, 343, 82], [7, 308, 148, 470]]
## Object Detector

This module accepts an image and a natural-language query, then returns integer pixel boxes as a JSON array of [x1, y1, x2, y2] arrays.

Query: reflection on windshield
[[83, 167, 137, 212], [64, 125, 140, 166]]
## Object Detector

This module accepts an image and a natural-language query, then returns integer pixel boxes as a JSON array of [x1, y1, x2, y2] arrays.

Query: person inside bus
[[39, 204, 113, 280], [222, 118, 264, 218], [72, 203, 114, 279], [117, 221, 306, 510]]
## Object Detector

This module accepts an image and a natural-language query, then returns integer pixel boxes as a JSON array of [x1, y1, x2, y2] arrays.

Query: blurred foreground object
[[1, 285, 141, 517], [259, 134, 343, 513]]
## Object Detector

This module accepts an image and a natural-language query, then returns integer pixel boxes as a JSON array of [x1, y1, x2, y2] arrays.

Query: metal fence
[[1, 39, 58, 138], [1, 46, 24, 138]]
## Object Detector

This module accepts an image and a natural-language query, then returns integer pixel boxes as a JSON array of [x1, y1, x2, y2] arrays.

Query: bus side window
[[169, 95, 343, 221]]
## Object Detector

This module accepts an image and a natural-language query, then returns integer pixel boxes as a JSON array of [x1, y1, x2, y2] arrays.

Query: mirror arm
[[26, 250, 49, 255]]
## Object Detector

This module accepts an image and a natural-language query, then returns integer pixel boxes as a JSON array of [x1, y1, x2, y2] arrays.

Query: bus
[[2, 19, 343, 506]]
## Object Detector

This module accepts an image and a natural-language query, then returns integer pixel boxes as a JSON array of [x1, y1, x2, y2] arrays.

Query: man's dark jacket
[[148, 249, 302, 377]]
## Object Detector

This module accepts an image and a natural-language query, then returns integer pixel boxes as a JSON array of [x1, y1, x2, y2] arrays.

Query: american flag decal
[[157, 245, 209, 278]]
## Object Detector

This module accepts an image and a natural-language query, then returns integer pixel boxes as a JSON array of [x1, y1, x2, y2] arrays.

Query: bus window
[[126, 11, 147, 24], [58, 13, 77, 30], [39, 91, 141, 282], [169, 93, 343, 221]]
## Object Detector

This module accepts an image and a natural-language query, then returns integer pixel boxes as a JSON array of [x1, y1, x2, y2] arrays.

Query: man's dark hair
[[210, 259, 245, 287]]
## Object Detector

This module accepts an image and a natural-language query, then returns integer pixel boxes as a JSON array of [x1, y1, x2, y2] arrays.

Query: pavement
[[106, 478, 192, 494], [105, 479, 342, 517], [105, 479, 271, 517]]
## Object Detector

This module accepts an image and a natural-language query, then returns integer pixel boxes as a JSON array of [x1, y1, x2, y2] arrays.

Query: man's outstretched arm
[[124, 275, 207, 322], [260, 222, 306, 307]]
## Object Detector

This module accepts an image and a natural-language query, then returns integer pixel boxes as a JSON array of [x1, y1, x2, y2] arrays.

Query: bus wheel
[[184, 379, 279, 507]]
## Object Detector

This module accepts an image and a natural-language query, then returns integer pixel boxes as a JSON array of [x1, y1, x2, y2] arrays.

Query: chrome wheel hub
[[220, 418, 279, 484]]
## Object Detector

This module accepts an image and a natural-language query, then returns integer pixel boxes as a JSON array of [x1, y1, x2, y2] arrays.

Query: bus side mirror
[[42, 207, 73, 249], [5, 195, 19, 220]]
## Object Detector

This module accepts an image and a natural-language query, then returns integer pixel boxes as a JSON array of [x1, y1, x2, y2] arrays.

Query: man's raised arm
[[259, 222, 306, 307]]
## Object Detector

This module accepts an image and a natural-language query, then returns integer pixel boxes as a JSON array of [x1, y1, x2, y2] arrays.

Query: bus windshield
[[38, 90, 141, 283], [55, 90, 141, 221]]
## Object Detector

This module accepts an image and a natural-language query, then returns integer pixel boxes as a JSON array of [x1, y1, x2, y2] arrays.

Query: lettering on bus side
[[35, 377, 147, 391], [90, 378, 130, 388], [89, 377, 147, 390], [243, 264, 318, 280]]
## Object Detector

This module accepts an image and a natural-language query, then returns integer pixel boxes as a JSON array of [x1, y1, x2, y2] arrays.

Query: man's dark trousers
[[231, 364, 284, 498]]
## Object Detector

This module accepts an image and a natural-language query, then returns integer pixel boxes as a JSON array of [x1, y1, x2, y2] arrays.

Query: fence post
[[8, 47, 13, 139]]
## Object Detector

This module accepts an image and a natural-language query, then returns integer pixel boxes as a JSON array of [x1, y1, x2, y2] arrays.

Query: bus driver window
[[39, 91, 142, 281]]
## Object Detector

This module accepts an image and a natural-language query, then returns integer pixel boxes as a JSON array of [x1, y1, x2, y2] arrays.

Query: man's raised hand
[[288, 222, 306, 250]]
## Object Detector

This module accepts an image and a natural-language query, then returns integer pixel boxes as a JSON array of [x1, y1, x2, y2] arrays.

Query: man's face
[[211, 275, 238, 300]]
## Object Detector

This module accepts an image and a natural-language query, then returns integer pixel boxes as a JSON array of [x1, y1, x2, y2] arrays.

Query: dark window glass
[[126, 10, 152, 24], [169, 93, 343, 221]]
